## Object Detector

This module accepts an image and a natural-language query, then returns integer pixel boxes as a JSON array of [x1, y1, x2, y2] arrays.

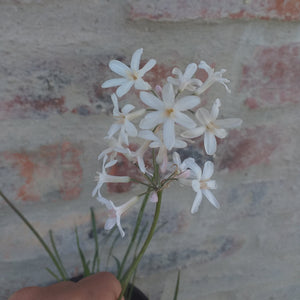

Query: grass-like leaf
[[75, 227, 91, 277], [173, 270, 181, 300]]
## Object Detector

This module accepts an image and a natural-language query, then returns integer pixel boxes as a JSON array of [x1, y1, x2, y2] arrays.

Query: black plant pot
[[124, 283, 148, 300], [69, 275, 148, 300]]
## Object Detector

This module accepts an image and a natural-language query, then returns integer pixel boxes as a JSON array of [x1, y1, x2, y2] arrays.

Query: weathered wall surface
[[1, 1, 300, 299]]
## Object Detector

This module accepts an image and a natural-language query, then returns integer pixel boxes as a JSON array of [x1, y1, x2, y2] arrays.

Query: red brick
[[241, 44, 300, 109], [218, 126, 279, 171], [129, 0, 300, 21], [1, 142, 83, 202], [0, 96, 67, 120]]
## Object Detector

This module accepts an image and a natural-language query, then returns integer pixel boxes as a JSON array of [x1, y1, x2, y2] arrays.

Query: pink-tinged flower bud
[[178, 169, 191, 179], [150, 191, 158, 203]]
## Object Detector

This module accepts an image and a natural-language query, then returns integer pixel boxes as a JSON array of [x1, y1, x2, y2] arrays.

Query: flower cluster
[[94, 48, 242, 237]]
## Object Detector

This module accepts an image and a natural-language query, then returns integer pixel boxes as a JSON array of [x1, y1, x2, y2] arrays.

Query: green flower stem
[[118, 190, 162, 300], [117, 189, 150, 279], [0, 190, 67, 281]]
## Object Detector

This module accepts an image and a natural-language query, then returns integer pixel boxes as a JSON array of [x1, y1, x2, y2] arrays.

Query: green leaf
[[173, 270, 181, 300], [75, 227, 91, 277], [90, 207, 100, 273], [49, 230, 68, 279]]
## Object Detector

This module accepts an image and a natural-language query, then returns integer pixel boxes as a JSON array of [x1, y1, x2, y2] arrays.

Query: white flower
[[97, 195, 140, 237], [139, 83, 200, 150], [181, 98, 242, 155], [98, 137, 131, 161], [181, 160, 219, 213], [170, 152, 190, 178], [102, 48, 156, 97], [139, 130, 187, 173], [167, 63, 202, 92], [107, 94, 145, 145], [195, 61, 231, 95], [92, 155, 131, 197]]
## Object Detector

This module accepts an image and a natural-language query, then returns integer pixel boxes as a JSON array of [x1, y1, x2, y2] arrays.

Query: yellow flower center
[[165, 108, 174, 117], [128, 71, 139, 81]]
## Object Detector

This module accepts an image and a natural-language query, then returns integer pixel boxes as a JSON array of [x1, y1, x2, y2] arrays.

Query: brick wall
[[1, 1, 299, 299]]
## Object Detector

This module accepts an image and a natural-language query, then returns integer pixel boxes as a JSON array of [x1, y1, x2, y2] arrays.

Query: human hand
[[9, 272, 124, 300]]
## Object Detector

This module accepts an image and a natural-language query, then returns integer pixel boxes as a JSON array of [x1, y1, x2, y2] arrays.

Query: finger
[[78, 272, 124, 300]]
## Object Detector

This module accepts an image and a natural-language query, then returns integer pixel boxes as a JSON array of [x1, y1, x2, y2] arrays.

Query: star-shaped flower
[[195, 61, 231, 95], [139, 83, 200, 150], [181, 98, 242, 155], [97, 195, 139, 237], [167, 63, 202, 92], [102, 48, 156, 97], [107, 93, 145, 145], [92, 155, 131, 197], [181, 160, 219, 214]]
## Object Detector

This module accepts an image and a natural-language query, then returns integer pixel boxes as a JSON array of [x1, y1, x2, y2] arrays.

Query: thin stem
[[118, 190, 162, 299], [117, 190, 150, 279], [0, 190, 67, 281]]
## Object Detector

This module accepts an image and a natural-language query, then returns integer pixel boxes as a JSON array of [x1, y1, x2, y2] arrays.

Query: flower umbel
[[102, 48, 156, 97]]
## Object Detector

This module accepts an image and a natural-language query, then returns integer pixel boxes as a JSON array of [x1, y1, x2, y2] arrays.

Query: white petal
[[198, 61, 212, 75], [207, 180, 217, 189], [105, 218, 116, 230], [181, 126, 205, 138], [174, 139, 187, 148], [134, 79, 151, 90], [195, 108, 211, 125], [172, 67, 182, 77], [175, 96, 200, 111], [202, 161, 214, 180], [140, 92, 164, 110], [138, 130, 158, 141], [192, 180, 200, 192], [105, 159, 118, 169], [163, 118, 175, 150], [137, 156, 146, 173], [174, 111, 196, 129], [131, 48, 143, 71], [121, 104, 135, 114], [167, 77, 180, 86], [111, 94, 119, 115], [109, 60, 131, 77], [116, 81, 134, 97], [211, 98, 221, 120], [102, 78, 128, 88], [162, 83, 175, 107], [172, 152, 181, 166], [185, 159, 202, 179], [183, 63, 197, 79], [204, 131, 217, 155], [116, 218, 125, 238], [215, 118, 243, 129], [214, 128, 228, 139], [124, 119, 137, 136], [203, 189, 220, 208], [149, 141, 161, 148], [107, 123, 121, 138], [139, 111, 163, 129], [139, 59, 156, 76], [191, 191, 202, 214]]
